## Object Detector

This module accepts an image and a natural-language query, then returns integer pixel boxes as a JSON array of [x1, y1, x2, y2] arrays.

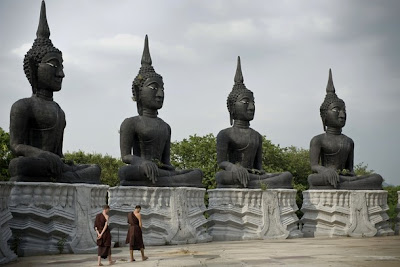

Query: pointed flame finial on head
[[141, 34, 152, 67], [36, 0, 50, 39], [234, 56, 244, 84], [326, 68, 335, 94]]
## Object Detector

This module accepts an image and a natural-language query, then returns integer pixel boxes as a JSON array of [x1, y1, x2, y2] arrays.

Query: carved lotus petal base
[[301, 190, 394, 237], [207, 189, 302, 241], [108, 186, 211, 246], [0, 182, 17, 264], [7, 182, 109, 256]]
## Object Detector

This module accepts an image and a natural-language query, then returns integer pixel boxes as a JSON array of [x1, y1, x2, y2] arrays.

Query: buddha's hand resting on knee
[[227, 164, 249, 187], [141, 161, 159, 184], [320, 168, 340, 188], [37, 151, 64, 177]]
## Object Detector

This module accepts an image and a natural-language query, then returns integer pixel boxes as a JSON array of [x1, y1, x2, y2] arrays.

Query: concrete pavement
[[4, 235, 400, 267]]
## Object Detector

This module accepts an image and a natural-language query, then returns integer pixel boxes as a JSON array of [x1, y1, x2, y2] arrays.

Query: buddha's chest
[[321, 135, 351, 156], [229, 129, 259, 152], [30, 99, 66, 130], [135, 118, 169, 143]]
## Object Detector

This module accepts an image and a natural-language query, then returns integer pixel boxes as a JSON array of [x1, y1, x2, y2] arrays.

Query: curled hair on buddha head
[[131, 35, 163, 115], [320, 69, 345, 131], [227, 56, 253, 125], [23, 0, 62, 94]]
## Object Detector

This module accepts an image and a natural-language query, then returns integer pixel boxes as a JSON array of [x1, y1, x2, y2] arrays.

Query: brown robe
[[94, 213, 111, 258], [126, 212, 145, 250]]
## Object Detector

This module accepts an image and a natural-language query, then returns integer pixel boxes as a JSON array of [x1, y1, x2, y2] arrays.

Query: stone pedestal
[[207, 189, 302, 241], [0, 182, 17, 264], [396, 191, 400, 235], [301, 190, 394, 237], [8, 182, 108, 256], [108, 186, 211, 246]]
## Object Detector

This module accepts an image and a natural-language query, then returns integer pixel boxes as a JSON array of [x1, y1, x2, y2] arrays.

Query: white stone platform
[[108, 186, 211, 246], [301, 190, 394, 237], [396, 191, 400, 235], [0, 182, 17, 264], [207, 189, 302, 240], [8, 182, 109, 256]]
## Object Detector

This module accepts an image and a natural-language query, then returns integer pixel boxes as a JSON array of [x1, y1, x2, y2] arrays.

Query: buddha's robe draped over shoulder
[[126, 212, 145, 250]]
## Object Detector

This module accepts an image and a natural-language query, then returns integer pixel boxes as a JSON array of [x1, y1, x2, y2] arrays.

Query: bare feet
[[109, 260, 116, 265], [98, 263, 103, 266], [130, 259, 136, 262], [142, 256, 148, 261]]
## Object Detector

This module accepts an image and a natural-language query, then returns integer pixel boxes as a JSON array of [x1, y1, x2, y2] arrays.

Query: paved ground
[[4, 235, 400, 267]]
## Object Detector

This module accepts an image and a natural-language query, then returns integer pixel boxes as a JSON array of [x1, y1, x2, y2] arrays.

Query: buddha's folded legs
[[248, 171, 293, 189], [338, 174, 383, 190], [216, 171, 293, 189], [9, 156, 54, 182], [9, 156, 101, 184], [58, 164, 101, 184], [308, 173, 383, 190], [308, 173, 335, 189], [119, 165, 203, 187]]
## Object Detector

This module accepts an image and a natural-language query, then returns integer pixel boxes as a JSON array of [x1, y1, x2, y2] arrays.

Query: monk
[[94, 205, 114, 266], [126, 205, 148, 261]]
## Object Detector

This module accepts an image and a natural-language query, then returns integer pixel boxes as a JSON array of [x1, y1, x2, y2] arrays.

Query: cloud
[[11, 43, 31, 58]]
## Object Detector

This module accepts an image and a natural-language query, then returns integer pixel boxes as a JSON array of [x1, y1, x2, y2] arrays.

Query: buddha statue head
[[320, 69, 346, 131], [132, 35, 164, 116], [23, 0, 64, 95], [227, 56, 255, 125]]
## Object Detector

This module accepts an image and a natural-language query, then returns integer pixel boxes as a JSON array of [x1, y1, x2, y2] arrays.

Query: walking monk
[[94, 205, 115, 266], [126, 205, 148, 261]]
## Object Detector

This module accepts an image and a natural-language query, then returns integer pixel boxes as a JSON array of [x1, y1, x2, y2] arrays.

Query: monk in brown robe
[[126, 205, 148, 261], [94, 205, 115, 266]]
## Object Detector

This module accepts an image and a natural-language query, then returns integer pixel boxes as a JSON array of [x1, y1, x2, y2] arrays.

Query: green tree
[[170, 134, 218, 190], [384, 185, 400, 227], [64, 151, 124, 187], [354, 162, 374, 176], [0, 127, 14, 181]]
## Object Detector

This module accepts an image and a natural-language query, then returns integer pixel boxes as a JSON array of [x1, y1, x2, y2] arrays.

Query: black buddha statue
[[216, 57, 293, 189], [8, 1, 101, 184], [308, 69, 383, 190], [118, 35, 203, 187]]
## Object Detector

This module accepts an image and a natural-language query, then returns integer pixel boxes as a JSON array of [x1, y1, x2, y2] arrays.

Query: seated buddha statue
[[216, 57, 293, 189], [8, 1, 101, 183], [308, 69, 383, 190], [118, 35, 203, 187]]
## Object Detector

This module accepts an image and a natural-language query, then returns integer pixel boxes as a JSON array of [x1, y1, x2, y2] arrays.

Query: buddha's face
[[37, 52, 65, 92], [325, 101, 346, 128], [140, 77, 164, 110], [233, 92, 255, 121]]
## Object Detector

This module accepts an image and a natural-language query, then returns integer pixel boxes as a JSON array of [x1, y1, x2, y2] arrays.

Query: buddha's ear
[[229, 113, 233, 126], [322, 118, 326, 131], [29, 57, 38, 94], [133, 84, 143, 115]]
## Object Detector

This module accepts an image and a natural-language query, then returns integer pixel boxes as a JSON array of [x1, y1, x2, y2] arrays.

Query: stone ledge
[[301, 190, 394, 237], [108, 186, 211, 246], [8, 182, 109, 256], [207, 189, 302, 241]]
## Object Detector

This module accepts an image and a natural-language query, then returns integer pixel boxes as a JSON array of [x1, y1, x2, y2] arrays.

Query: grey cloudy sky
[[0, 0, 399, 185]]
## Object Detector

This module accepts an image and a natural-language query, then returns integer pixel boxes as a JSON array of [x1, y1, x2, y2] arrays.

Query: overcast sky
[[0, 0, 399, 185]]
